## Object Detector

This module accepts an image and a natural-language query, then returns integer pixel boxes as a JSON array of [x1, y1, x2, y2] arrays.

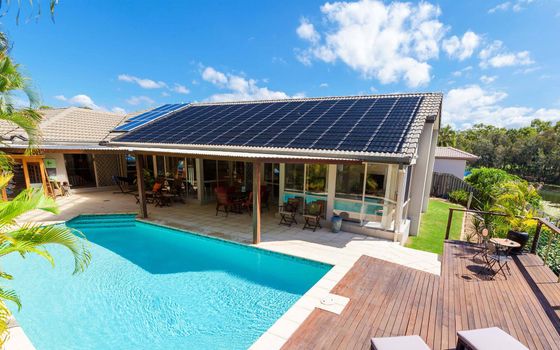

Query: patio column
[[393, 166, 407, 241], [278, 163, 285, 207], [136, 155, 148, 218], [195, 158, 204, 204], [422, 126, 438, 212], [252, 161, 262, 244], [326, 164, 337, 221], [408, 121, 433, 236]]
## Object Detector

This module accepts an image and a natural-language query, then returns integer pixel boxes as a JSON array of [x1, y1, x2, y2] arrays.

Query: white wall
[[44, 153, 69, 184], [433, 159, 466, 179]]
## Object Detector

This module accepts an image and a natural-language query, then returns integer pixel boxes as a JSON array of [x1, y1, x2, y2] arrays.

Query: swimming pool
[[4, 214, 331, 350]]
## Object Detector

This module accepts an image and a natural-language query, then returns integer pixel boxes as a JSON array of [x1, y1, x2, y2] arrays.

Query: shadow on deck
[[282, 241, 560, 350]]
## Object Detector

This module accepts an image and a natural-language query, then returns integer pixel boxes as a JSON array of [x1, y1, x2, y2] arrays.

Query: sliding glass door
[[333, 163, 397, 229]]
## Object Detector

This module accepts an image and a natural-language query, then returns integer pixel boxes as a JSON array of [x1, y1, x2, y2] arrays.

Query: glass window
[[365, 164, 386, 197], [306, 164, 328, 194], [285, 164, 304, 192], [203, 160, 217, 181], [217, 161, 230, 185], [335, 164, 364, 200]]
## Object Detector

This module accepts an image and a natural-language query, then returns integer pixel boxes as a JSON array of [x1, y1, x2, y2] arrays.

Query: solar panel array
[[113, 103, 189, 132], [115, 96, 423, 153]]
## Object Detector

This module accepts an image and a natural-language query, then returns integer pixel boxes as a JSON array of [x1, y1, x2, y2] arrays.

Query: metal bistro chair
[[484, 241, 512, 280], [303, 201, 324, 232], [279, 198, 300, 227], [472, 228, 490, 261]]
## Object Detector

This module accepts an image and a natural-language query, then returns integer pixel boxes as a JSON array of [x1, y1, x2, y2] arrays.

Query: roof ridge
[[191, 92, 443, 106]]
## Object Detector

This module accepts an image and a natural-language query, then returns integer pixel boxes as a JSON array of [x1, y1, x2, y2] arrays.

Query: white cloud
[[111, 107, 127, 115], [442, 31, 481, 61], [479, 40, 534, 68], [295, 0, 447, 87], [480, 75, 497, 84], [296, 18, 320, 43], [118, 74, 167, 89], [201, 67, 228, 86], [201, 66, 303, 102], [443, 84, 560, 129], [126, 95, 155, 106], [319, 82, 329, 88], [55, 94, 99, 109], [172, 84, 190, 94], [489, 0, 534, 13]]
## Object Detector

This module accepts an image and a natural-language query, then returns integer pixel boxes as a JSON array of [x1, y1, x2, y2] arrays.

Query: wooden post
[[38, 160, 49, 196], [252, 162, 262, 244], [530, 221, 542, 254], [1, 187, 7, 201], [136, 155, 148, 218], [466, 192, 473, 209], [21, 159, 31, 189], [445, 208, 454, 240]]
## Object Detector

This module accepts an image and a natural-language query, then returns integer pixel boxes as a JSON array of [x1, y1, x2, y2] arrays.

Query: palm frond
[[0, 188, 59, 225], [0, 287, 20, 311], [0, 301, 10, 346], [0, 224, 91, 274]]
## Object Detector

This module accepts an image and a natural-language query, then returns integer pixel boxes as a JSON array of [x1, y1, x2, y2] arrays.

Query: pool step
[[67, 214, 137, 229]]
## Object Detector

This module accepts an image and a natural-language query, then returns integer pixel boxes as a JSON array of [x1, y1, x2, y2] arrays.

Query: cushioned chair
[[370, 335, 430, 350], [456, 327, 528, 350]]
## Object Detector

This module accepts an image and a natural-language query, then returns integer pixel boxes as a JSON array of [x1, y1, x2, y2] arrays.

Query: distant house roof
[[0, 107, 128, 149], [111, 93, 443, 163], [435, 147, 479, 161]]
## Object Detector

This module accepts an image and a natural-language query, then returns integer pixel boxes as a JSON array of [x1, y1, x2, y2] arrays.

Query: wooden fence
[[430, 172, 481, 199]]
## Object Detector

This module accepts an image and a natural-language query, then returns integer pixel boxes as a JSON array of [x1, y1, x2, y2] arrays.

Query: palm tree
[[0, 36, 90, 345]]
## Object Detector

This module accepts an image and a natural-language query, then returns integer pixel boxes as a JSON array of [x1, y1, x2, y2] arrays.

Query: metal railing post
[[530, 221, 542, 254]]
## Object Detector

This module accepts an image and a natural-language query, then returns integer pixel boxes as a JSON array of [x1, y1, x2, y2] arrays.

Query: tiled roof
[[111, 93, 442, 163], [435, 147, 479, 160], [0, 107, 128, 146]]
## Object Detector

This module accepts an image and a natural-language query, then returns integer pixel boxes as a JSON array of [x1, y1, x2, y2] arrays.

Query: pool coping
[[9, 213, 368, 350]]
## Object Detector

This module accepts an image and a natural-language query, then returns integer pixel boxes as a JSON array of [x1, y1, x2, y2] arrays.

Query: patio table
[[490, 238, 521, 250]]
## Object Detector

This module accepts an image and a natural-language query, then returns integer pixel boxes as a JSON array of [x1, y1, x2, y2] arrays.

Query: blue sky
[[2, 0, 560, 129]]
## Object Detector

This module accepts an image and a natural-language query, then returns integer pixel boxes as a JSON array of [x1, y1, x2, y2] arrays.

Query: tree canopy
[[439, 120, 560, 184]]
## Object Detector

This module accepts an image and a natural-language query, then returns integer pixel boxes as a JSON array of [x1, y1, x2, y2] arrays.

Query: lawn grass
[[406, 199, 463, 255]]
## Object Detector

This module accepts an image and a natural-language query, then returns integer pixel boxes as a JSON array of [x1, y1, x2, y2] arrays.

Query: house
[[1, 93, 442, 243], [0, 107, 129, 197], [434, 146, 478, 179], [108, 93, 443, 243]]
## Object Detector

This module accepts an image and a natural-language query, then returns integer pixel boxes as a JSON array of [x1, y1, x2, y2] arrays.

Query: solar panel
[[114, 95, 426, 154], [113, 103, 189, 132]]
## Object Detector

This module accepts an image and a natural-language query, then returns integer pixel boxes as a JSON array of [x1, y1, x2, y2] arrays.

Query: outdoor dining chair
[[484, 241, 512, 279], [472, 228, 490, 261], [302, 201, 324, 232], [215, 187, 241, 216], [279, 198, 300, 226]]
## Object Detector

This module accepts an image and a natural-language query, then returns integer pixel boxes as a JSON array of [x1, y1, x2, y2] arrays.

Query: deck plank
[[281, 241, 560, 350]]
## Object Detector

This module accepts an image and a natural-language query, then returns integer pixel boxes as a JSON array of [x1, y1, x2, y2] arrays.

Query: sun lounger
[[456, 327, 528, 350], [370, 335, 430, 350]]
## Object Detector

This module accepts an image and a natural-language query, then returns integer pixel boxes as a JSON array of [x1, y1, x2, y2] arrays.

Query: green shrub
[[448, 190, 469, 206]]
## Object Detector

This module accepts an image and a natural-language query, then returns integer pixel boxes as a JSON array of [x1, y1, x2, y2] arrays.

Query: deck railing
[[444, 207, 560, 281]]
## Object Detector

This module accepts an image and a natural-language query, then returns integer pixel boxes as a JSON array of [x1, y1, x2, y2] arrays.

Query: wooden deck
[[282, 241, 560, 350]]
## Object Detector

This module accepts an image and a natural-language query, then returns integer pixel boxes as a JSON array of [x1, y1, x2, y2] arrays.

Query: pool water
[[4, 215, 331, 350]]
